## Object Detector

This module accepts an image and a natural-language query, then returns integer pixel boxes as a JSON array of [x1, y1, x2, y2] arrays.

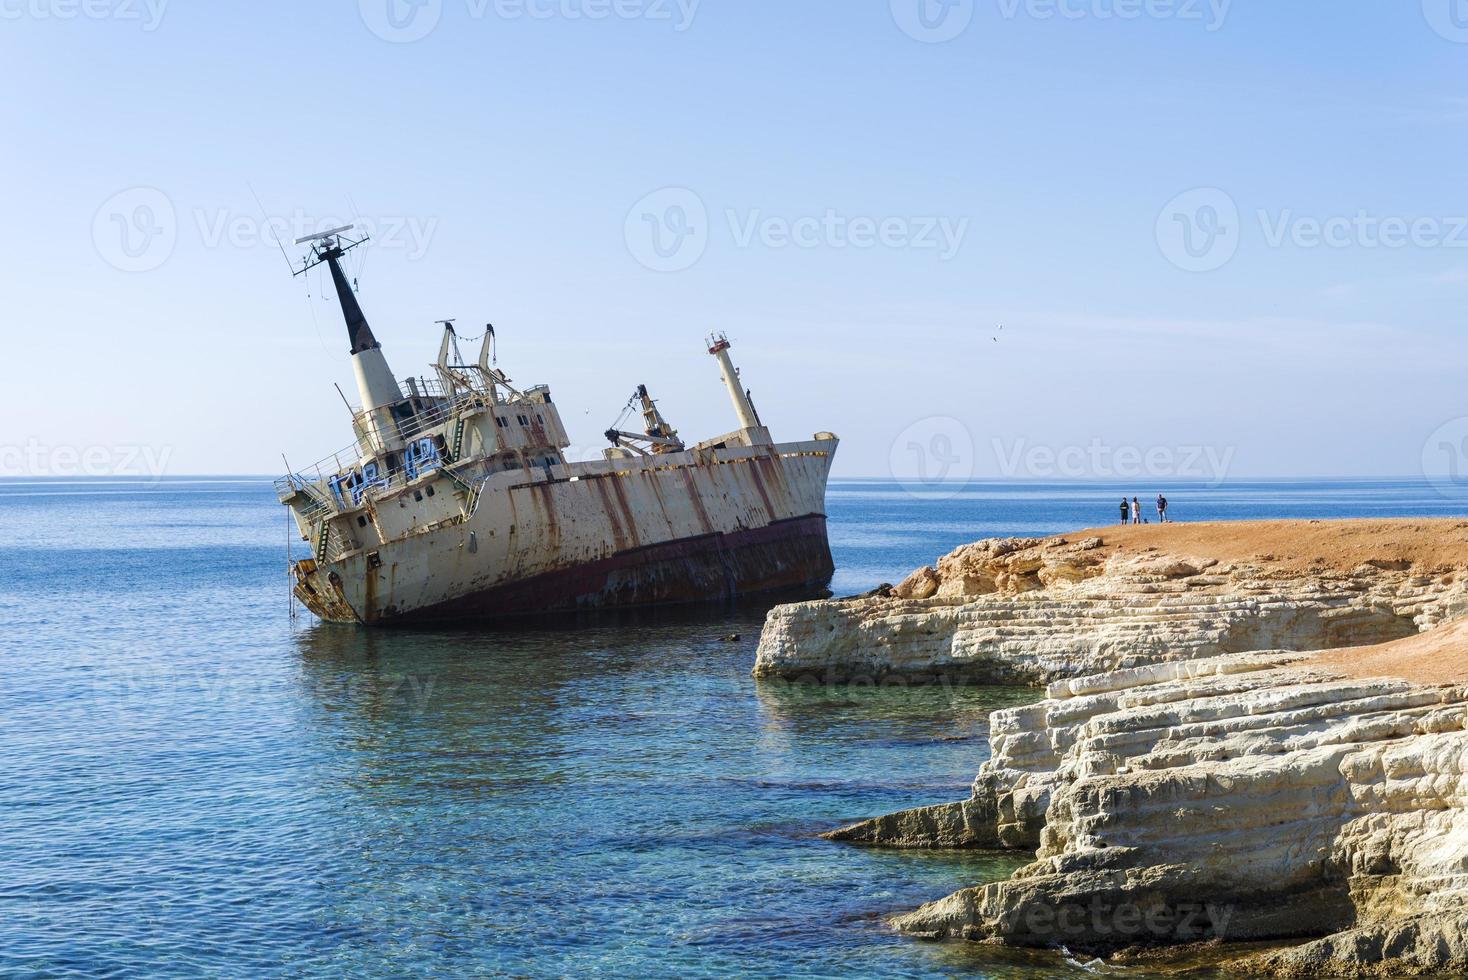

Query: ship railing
[[280, 374, 562, 519], [352, 391, 492, 451], [275, 473, 338, 521], [399, 376, 455, 401], [282, 445, 479, 518], [285, 391, 492, 494], [291, 377, 548, 486], [402, 377, 435, 400]]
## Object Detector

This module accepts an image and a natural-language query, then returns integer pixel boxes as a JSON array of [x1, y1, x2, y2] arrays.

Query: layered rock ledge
[[764, 520, 1468, 975], [869, 627, 1468, 975], [755, 520, 1468, 683]]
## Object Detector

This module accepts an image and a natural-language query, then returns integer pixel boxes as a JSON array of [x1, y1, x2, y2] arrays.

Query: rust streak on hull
[[290, 435, 839, 627], [608, 475, 643, 549], [373, 514, 832, 626], [680, 468, 716, 534], [746, 457, 776, 520]]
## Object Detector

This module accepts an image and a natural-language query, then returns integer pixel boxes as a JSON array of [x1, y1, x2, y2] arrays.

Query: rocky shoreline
[[760, 521, 1468, 976]]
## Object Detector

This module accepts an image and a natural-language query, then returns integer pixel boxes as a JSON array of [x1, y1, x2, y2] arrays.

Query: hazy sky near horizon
[[5, 1, 1468, 484]]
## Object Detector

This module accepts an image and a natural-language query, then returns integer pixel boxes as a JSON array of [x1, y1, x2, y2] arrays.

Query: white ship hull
[[291, 436, 837, 625]]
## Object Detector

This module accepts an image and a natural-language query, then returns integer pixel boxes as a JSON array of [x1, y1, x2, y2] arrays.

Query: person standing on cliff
[[1131, 497, 1141, 524], [1120, 497, 1130, 524], [1157, 494, 1169, 523]]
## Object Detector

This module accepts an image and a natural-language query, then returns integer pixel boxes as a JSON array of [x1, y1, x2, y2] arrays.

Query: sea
[[3, 478, 1463, 978]]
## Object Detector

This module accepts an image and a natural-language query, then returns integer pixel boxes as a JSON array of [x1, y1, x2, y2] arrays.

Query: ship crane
[[605, 384, 685, 455], [435, 321, 522, 403]]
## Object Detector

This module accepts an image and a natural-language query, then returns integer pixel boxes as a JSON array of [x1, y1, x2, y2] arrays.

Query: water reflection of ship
[[292, 622, 577, 797], [291, 599, 787, 748]]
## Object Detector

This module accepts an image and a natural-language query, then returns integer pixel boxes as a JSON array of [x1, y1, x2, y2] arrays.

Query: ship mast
[[294, 225, 402, 419], [707, 333, 769, 445]]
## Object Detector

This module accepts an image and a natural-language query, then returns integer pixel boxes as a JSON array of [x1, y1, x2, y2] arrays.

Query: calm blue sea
[[1, 478, 1461, 978]]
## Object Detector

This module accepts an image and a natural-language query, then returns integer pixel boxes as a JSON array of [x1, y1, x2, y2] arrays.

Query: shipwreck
[[276, 226, 838, 625]]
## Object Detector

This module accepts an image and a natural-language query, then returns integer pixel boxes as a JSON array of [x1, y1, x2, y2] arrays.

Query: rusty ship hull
[[288, 436, 837, 626]]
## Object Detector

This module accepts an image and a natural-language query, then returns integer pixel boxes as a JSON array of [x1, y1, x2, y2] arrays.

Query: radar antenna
[[294, 224, 357, 247], [290, 224, 378, 355]]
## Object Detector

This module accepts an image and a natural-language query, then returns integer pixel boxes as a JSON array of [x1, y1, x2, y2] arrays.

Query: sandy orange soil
[[1310, 620, 1468, 687], [1056, 518, 1468, 686], [1067, 517, 1468, 578]]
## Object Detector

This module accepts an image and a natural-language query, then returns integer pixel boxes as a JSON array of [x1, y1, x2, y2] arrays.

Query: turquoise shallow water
[[2, 478, 1462, 977]]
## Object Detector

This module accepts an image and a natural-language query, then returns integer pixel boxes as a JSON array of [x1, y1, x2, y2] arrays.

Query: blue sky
[[5, 1, 1468, 482]]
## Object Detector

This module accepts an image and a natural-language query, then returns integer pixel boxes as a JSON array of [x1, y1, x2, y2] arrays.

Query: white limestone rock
[[755, 533, 1467, 682], [877, 647, 1468, 975]]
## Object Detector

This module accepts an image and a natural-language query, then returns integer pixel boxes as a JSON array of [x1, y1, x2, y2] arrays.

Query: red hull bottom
[[373, 514, 834, 626]]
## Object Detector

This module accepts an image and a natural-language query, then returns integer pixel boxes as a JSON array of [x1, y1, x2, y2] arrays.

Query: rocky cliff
[[755, 521, 1468, 683], [873, 628, 1468, 975], [769, 520, 1468, 975]]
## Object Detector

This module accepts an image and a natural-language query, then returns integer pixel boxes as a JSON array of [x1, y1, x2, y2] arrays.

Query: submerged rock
[[822, 796, 1000, 849]]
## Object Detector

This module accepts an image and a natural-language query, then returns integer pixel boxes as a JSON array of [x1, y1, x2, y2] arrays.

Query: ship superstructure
[[276, 227, 838, 624]]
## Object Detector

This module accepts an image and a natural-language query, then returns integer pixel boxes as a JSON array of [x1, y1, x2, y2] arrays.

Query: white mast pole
[[707, 333, 764, 436]]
